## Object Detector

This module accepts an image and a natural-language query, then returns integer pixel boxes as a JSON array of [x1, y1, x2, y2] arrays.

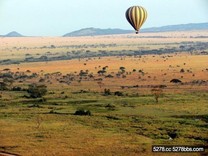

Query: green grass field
[[0, 89, 207, 155]]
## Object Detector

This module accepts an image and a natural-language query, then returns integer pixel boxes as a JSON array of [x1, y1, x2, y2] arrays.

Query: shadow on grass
[[172, 114, 208, 122]]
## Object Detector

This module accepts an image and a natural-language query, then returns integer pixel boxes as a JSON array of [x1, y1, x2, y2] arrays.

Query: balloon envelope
[[125, 6, 148, 34]]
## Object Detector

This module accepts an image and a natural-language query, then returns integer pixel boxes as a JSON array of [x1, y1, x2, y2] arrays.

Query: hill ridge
[[63, 22, 208, 37], [1, 31, 24, 37]]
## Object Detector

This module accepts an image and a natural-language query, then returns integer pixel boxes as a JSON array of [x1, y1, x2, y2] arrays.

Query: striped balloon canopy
[[125, 6, 148, 34]]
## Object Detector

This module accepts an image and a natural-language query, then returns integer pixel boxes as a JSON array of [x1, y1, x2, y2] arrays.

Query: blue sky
[[0, 0, 207, 36]]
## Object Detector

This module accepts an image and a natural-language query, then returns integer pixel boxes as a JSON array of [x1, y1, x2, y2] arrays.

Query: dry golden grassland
[[1, 54, 208, 92], [0, 31, 208, 156], [0, 30, 208, 60]]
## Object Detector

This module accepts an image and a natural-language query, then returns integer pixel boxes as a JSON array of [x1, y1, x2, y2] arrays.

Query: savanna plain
[[0, 31, 208, 156]]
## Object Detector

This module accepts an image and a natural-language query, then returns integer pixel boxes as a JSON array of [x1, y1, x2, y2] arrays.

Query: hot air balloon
[[125, 6, 148, 34]]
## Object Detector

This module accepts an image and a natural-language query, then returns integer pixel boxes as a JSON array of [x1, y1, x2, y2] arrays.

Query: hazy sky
[[0, 0, 207, 36]]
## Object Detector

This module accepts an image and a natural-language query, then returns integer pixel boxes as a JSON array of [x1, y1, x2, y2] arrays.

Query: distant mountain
[[2, 31, 24, 37], [63, 23, 208, 37], [141, 23, 208, 33], [63, 28, 133, 37]]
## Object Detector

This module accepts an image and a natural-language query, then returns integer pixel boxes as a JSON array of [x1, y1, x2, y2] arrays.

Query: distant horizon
[[1, 22, 208, 37]]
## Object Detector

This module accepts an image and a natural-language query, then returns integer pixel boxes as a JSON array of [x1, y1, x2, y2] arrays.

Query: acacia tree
[[27, 84, 47, 98], [0, 82, 9, 91], [151, 88, 163, 103], [97, 81, 104, 88], [119, 66, 126, 74]]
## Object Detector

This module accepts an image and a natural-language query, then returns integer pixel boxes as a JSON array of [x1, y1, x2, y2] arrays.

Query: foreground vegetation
[[0, 89, 207, 156]]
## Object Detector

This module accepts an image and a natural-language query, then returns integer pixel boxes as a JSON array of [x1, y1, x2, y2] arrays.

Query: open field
[[0, 31, 208, 156], [0, 30, 208, 62]]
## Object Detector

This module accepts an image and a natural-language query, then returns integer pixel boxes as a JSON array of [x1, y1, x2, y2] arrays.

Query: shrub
[[74, 109, 91, 116], [180, 68, 185, 73], [114, 91, 124, 96], [105, 104, 116, 110], [119, 67, 125, 71], [167, 130, 178, 139], [104, 89, 111, 96], [38, 98, 47, 102], [0, 82, 10, 91], [27, 84, 47, 98], [50, 45, 56, 48], [97, 70, 106, 75], [12, 86, 22, 91]]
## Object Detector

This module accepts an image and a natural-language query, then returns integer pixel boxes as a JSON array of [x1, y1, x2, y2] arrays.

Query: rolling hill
[[1, 31, 24, 37], [63, 28, 132, 37], [63, 22, 208, 37], [141, 22, 208, 33]]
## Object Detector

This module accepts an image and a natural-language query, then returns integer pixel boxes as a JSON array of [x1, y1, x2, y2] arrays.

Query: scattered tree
[[104, 88, 111, 96], [27, 84, 47, 98], [151, 88, 163, 103], [0, 82, 8, 91], [170, 79, 182, 83], [180, 68, 185, 73]]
